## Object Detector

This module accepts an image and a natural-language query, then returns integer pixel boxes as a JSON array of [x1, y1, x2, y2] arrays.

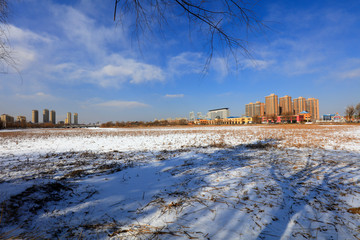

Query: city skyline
[[245, 93, 320, 120], [1, 0, 360, 122], [3, 109, 79, 125]]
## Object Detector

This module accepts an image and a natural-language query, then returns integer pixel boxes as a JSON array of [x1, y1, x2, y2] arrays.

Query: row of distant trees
[[0, 122, 66, 129], [345, 103, 360, 121], [101, 119, 188, 128]]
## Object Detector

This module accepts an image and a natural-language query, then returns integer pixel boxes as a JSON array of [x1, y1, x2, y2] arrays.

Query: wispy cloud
[[7, 25, 53, 44], [5, 25, 53, 71], [94, 100, 149, 108], [164, 94, 184, 98], [15, 92, 55, 100], [242, 59, 274, 71], [168, 52, 204, 75], [90, 55, 165, 87], [337, 68, 360, 80]]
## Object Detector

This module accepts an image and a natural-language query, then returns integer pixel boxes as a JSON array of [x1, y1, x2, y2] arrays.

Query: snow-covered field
[[1, 125, 360, 239]]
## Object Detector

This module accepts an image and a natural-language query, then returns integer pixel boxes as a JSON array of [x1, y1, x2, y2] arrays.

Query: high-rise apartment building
[[245, 103, 254, 117], [306, 98, 320, 120], [208, 108, 230, 120], [246, 102, 265, 117], [65, 112, 72, 125], [245, 103, 250, 116], [279, 95, 293, 115], [265, 94, 279, 116], [255, 101, 265, 117], [74, 113, 78, 125], [189, 111, 195, 121], [293, 97, 306, 115], [50, 110, 56, 124], [43, 109, 49, 123], [32, 110, 38, 123]]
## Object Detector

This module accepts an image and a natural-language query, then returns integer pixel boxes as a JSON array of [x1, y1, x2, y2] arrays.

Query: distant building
[[306, 98, 320, 120], [65, 112, 72, 125], [279, 95, 293, 115], [299, 111, 312, 122], [50, 110, 56, 124], [293, 97, 306, 115], [265, 94, 279, 116], [245, 103, 255, 117], [32, 110, 39, 123], [74, 113, 78, 125], [189, 111, 195, 121], [1, 114, 14, 127], [16, 116, 26, 123], [208, 108, 230, 120], [255, 101, 265, 117], [323, 113, 344, 122], [43, 109, 49, 123]]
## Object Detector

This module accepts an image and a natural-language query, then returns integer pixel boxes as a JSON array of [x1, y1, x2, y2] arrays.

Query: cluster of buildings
[[189, 108, 253, 125], [0, 109, 79, 128], [189, 94, 320, 125], [245, 94, 320, 123], [32, 109, 79, 125]]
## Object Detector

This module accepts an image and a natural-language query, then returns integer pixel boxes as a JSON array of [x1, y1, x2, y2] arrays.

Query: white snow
[[1, 125, 360, 239]]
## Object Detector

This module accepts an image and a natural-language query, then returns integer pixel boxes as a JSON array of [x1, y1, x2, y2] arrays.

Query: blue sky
[[1, 0, 360, 123]]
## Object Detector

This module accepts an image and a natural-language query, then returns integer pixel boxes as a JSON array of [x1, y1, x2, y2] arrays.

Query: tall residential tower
[[32, 110, 38, 123], [43, 109, 49, 123], [265, 94, 279, 116], [306, 98, 320, 120], [74, 113, 78, 125], [65, 112, 72, 125], [293, 97, 306, 115], [50, 110, 56, 124], [279, 95, 293, 115]]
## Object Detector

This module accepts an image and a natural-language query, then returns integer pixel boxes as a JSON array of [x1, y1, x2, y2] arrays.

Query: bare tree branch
[[0, 0, 17, 74], [345, 105, 355, 122], [114, 0, 268, 70]]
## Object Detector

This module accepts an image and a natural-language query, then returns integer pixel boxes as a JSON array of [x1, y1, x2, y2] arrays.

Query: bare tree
[[345, 105, 355, 122], [113, 0, 267, 68], [356, 103, 360, 119], [0, 0, 16, 73]]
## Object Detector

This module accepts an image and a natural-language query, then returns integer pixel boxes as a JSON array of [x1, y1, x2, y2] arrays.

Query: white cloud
[[3, 25, 54, 71], [168, 52, 204, 75], [7, 25, 52, 44], [210, 57, 228, 82], [90, 55, 165, 87], [338, 68, 360, 80], [164, 94, 184, 98], [242, 59, 274, 71], [95, 100, 149, 108], [51, 4, 127, 58], [15, 92, 54, 100], [11, 47, 36, 71]]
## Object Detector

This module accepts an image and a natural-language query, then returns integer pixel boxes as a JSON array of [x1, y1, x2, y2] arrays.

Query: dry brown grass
[[348, 207, 360, 214], [0, 124, 359, 152]]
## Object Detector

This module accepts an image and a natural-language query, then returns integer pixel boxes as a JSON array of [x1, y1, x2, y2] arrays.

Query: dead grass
[[1, 182, 72, 224], [347, 207, 360, 214], [63, 169, 85, 178], [0, 125, 358, 151]]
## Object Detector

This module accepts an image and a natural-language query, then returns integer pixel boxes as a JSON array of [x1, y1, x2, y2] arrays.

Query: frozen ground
[[1, 125, 360, 239]]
